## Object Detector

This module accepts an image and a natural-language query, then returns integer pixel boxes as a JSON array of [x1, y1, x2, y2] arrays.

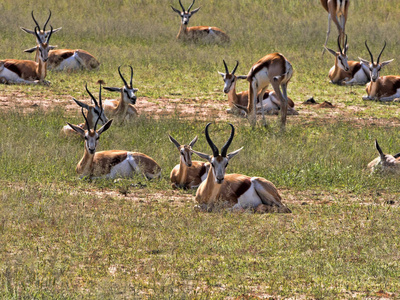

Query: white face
[[219, 73, 236, 94], [337, 53, 350, 72], [89, 106, 108, 127], [122, 86, 138, 105], [369, 64, 381, 82], [37, 42, 51, 62], [180, 12, 193, 25], [85, 131, 99, 155], [210, 156, 229, 184], [180, 146, 193, 167]]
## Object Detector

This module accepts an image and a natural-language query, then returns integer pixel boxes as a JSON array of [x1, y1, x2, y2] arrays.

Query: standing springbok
[[0, 27, 53, 85], [360, 41, 400, 102], [321, 0, 350, 53], [67, 84, 161, 179], [62, 84, 109, 136], [169, 135, 209, 189], [368, 140, 400, 174], [22, 11, 99, 71], [192, 123, 291, 213], [244, 53, 293, 128], [103, 66, 139, 122], [325, 35, 369, 85], [171, 0, 229, 43], [219, 60, 297, 116]]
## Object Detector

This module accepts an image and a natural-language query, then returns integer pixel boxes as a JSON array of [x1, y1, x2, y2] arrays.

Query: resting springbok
[[0, 27, 52, 85], [321, 0, 350, 54], [325, 35, 369, 85], [67, 83, 161, 179], [171, 0, 229, 43], [22, 10, 99, 71], [219, 60, 297, 116], [360, 41, 400, 102], [368, 140, 400, 174], [169, 135, 209, 189], [244, 53, 293, 128], [62, 84, 109, 136], [192, 123, 291, 213], [103, 66, 139, 122]]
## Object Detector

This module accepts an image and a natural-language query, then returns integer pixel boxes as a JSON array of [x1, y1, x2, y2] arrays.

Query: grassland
[[1, 0, 400, 298]]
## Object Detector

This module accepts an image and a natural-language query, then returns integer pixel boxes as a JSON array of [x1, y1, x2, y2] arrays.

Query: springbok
[[22, 10, 99, 71], [62, 84, 109, 136], [368, 140, 400, 174], [171, 0, 229, 43], [325, 35, 369, 85], [192, 123, 291, 213], [67, 84, 161, 180], [359, 41, 400, 102], [0, 27, 53, 85], [244, 53, 293, 128], [20, 10, 62, 44], [169, 135, 209, 189], [321, 0, 350, 53], [103, 66, 139, 122], [219, 60, 297, 116]]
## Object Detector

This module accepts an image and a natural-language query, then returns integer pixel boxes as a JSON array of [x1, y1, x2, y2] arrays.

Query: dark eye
[[85, 137, 88, 140], [338, 57, 342, 61]]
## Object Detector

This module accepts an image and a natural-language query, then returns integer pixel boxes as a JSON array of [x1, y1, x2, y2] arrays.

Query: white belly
[[237, 179, 262, 208], [107, 154, 137, 178], [51, 54, 81, 70], [0, 68, 30, 83], [252, 68, 270, 91]]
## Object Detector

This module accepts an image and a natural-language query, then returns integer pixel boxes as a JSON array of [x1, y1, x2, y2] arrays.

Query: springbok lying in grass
[[325, 35, 369, 85], [245, 53, 293, 128], [62, 84, 109, 136], [67, 83, 161, 179], [360, 41, 400, 102], [219, 60, 297, 116], [192, 123, 291, 213], [171, 0, 229, 43], [169, 135, 209, 189], [103, 66, 139, 122], [368, 140, 400, 174], [22, 10, 99, 71], [321, 0, 350, 54], [0, 27, 52, 85]]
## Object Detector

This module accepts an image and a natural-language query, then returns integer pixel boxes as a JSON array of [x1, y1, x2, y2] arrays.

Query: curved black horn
[[221, 123, 235, 157], [31, 11, 40, 31], [46, 25, 53, 43], [178, 0, 185, 11], [34, 26, 43, 44], [188, 0, 195, 12], [85, 83, 99, 107], [205, 123, 219, 157], [337, 35, 342, 54], [129, 66, 133, 87], [365, 40, 374, 63], [81, 107, 90, 131], [94, 82, 103, 131], [43, 9, 51, 31], [377, 41, 387, 64], [223, 60, 229, 74], [231, 61, 239, 75], [118, 66, 128, 87]]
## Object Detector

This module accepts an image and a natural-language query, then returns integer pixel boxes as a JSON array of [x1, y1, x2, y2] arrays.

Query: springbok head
[[324, 35, 350, 72], [192, 123, 243, 184], [171, 0, 201, 25], [67, 83, 113, 154], [21, 10, 62, 43], [368, 139, 400, 174], [169, 135, 198, 167], [359, 41, 394, 82], [218, 60, 248, 94], [23, 26, 54, 62], [103, 66, 138, 105]]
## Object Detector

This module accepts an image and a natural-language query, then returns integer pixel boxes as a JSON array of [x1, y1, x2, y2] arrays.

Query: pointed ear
[[381, 59, 394, 68], [218, 71, 226, 77], [72, 97, 89, 110], [49, 45, 58, 50], [191, 7, 201, 14], [51, 27, 62, 34], [226, 147, 243, 161], [236, 75, 248, 80], [67, 122, 85, 137], [20, 27, 35, 35], [189, 136, 198, 147], [103, 86, 121, 92], [23, 46, 38, 53], [359, 57, 370, 65], [171, 5, 181, 14], [97, 119, 113, 135], [168, 134, 181, 149], [324, 46, 337, 57], [191, 150, 211, 162]]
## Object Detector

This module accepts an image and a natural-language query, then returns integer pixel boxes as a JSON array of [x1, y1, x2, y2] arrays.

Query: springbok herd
[[1, 0, 400, 213]]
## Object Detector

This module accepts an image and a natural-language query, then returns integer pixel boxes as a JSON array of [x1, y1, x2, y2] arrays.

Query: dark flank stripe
[[60, 52, 74, 60], [247, 53, 285, 80], [4, 61, 22, 78], [108, 153, 128, 169], [198, 164, 207, 177], [351, 63, 362, 78], [235, 177, 252, 197]]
